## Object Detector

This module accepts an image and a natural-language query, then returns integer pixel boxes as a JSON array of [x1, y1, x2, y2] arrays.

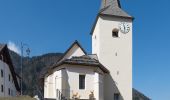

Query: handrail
[[56, 89, 96, 100], [56, 89, 67, 100]]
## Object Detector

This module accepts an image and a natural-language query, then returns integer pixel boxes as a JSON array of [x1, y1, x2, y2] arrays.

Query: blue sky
[[0, 0, 170, 100]]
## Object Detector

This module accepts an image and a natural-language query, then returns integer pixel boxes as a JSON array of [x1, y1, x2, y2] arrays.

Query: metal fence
[[56, 89, 95, 100]]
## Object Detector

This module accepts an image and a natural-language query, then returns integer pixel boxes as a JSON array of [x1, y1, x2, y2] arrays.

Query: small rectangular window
[[8, 88, 10, 95], [9, 74, 11, 82], [1, 70, 3, 77], [1, 85, 3, 92], [79, 75, 85, 89], [114, 93, 119, 100], [112, 31, 119, 37]]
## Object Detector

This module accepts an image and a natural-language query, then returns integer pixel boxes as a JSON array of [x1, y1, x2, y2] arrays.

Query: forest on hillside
[[9, 50, 63, 97]]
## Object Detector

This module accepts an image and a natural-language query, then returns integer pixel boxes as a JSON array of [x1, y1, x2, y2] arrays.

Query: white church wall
[[44, 69, 63, 98], [53, 69, 64, 98], [0, 60, 17, 97], [66, 65, 95, 99], [44, 74, 54, 98], [94, 72, 104, 100], [44, 64, 104, 100], [92, 18, 100, 56], [92, 16, 132, 100], [61, 44, 85, 60]]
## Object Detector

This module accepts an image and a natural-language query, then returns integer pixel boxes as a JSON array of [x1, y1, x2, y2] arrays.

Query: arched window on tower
[[112, 28, 119, 38]]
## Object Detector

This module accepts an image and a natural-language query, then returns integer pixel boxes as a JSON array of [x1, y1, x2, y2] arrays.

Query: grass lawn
[[0, 96, 36, 100]]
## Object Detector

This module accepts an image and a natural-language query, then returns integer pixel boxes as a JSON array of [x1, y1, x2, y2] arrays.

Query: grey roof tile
[[40, 41, 109, 79], [64, 56, 99, 65], [99, 0, 132, 18], [101, 0, 121, 9], [88, 54, 98, 60], [56, 55, 109, 73]]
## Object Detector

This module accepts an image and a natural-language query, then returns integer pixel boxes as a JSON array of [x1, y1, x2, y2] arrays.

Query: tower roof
[[99, 0, 132, 18]]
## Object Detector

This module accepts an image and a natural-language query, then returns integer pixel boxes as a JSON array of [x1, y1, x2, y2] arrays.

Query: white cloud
[[7, 41, 21, 55]]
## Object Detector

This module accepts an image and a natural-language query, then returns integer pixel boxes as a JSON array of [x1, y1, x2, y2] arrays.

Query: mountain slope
[[9, 50, 63, 96]]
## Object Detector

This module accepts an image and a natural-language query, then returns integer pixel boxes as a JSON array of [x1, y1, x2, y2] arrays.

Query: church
[[42, 0, 149, 100]]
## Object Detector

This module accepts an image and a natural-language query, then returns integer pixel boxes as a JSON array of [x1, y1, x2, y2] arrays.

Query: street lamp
[[20, 42, 30, 95]]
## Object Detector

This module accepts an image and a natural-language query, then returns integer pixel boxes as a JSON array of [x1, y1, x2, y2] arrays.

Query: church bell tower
[[91, 0, 133, 100]]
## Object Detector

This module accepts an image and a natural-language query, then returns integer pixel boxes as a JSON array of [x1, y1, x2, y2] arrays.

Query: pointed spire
[[99, 0, 132, 19], [101, 0, 121, 9]]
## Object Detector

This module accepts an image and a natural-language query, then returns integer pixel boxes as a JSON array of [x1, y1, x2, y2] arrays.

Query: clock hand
[[123, 24, 126, 32]]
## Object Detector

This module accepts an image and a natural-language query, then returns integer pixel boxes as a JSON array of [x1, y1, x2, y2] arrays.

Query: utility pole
[[20, 42, 30, 95]]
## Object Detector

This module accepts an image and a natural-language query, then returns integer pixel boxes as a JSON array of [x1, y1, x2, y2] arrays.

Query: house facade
[[43, 0, 133, 100], [0, 44, 20, 97]]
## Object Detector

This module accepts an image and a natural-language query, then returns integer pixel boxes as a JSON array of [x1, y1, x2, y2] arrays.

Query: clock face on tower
[[119, 22, 130, 34]]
